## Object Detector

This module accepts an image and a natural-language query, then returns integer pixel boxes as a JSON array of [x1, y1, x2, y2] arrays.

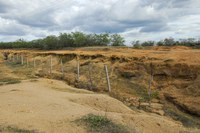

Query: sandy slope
[[0, 78, 186, 133]]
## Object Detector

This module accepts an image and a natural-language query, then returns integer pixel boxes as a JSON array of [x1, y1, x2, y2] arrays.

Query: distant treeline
[[0, 32, 125, 50], [0, 32, 200, 49], [132, 38, 200, 48]]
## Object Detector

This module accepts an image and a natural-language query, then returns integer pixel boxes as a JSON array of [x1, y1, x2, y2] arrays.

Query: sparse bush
[[133, 44, 143, 49], [139, 90, 159, 103], [141, 41, 155, 47], [77, 114, 132, 133], [0, 78, 21, 85], [132, 40, 143, 49], [0, 125, 35, 133]]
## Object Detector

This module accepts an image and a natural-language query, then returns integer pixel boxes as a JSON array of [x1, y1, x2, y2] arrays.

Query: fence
[[7, 53, 112, 93], [4, 52, 157, 107]]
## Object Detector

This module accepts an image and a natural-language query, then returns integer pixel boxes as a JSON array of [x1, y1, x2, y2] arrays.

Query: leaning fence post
[[76, 59, 80, 82], [104, 65, 111, 93], [10, 55, 12, 62], [88, 63, 93, 90], [21, 55, 24, 65], [26, 57, 29, 67], [12, 55, 15, 62], [61, 58, 64, 78], [17, 54, 19, 61], [148, 74, 153, 106], [33, 57, 36, 68], [148, 63, 154, 106]]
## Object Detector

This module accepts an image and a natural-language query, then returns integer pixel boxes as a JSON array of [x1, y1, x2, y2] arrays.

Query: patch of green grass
[[0, 78, 21, 85], [6, 61, 21, 65], [140, 90, 159, 102], [77, 114, 133, 133], [0, 125, 36, 133]]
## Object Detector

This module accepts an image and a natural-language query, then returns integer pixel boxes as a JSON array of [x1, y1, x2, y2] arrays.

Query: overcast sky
[[0, 0, 200, 44]]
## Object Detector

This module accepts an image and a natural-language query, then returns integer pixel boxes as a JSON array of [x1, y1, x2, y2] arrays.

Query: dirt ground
[[0, 79, 187, 133], [0, 48, 196, 133]]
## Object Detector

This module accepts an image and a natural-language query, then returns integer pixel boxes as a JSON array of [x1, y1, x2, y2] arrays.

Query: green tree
[[59, 33, 74, 47], [43, 35, 58, 50], [157, 40, 164, 46], [110, 34, 125, 46], [72, 32, 87, 47], [141, 41, 155, 47], [94, 33, 110, 46], [163, 37, 175, 46], [132, 40, 143, 49]]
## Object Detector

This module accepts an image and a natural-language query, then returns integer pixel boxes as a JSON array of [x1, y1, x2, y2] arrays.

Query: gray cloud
[[0, 1, 11, 13], [0, 0, 200, 42], [0, 17, 27, 36], [140, 22, 168, 32], [18, 9, 57, 28]]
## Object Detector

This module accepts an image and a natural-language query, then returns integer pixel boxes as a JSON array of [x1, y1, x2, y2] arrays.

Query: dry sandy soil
[[0, 78, 186, 133], [0, 46, 200, 133]]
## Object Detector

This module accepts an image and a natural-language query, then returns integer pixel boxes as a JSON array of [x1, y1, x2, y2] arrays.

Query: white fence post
[[148, 73, 153, 106], [104, 65, 111, 92], [17, 54, 19, 61], [26, 57, 29, 67], [50, 56, 52, 75], [21, 55, 24, 65], [12, 55, 15, 62], [61, 58, 64, 78], [88, 63, 94, 90], [77, 59, 80, 82], [33, 57, 36, 68]]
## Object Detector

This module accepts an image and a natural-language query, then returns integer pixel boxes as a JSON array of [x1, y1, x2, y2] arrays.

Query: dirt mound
[[0, 79, 186, 133], [66, 94, 133, 114]]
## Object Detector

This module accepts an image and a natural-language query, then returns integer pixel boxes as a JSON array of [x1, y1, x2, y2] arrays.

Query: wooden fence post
[[104, 65, 111, 92], [148, 74, 153, 106], [88, 63, 93, 90], [17, 54, 19, 61], [77, 59, 80, 82], [50, 56, 52, 75], [61, 58, 64, 78], [12, 55, 15, 62], [33, 57, 36, 68], [21, 55, 24, 65], [148, 63, 154, 106], [26, 57, 29, 67]]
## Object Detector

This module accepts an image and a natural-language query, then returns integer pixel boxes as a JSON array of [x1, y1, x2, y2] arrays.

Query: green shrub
[[0, 78, 21, 85], [77, 114, 133, 133], [0, 125, 35, 133], [139, 90, 159, 102], [133, 44, 143, 49]]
